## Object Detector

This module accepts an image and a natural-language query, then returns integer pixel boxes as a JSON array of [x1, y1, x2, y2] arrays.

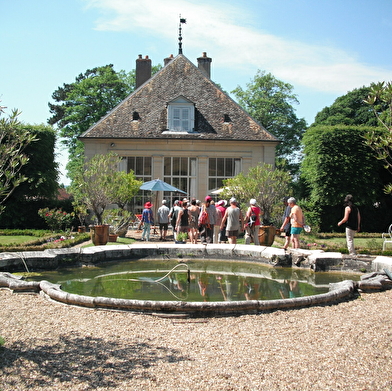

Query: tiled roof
[[80, 54, 277, 142]]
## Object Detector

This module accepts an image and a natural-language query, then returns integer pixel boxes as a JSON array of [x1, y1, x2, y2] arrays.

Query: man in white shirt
[[157, 200, 170, 241]]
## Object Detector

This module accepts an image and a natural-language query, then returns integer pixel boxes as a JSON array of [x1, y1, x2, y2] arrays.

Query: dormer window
[[167, 97, 195, 132], [132, 111, 140, 121]]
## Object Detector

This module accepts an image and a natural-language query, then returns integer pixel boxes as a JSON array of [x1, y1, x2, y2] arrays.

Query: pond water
[[27, 259, 360, 302]]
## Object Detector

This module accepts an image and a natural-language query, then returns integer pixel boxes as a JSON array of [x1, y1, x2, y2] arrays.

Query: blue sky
[[1, 0, 392, 185]]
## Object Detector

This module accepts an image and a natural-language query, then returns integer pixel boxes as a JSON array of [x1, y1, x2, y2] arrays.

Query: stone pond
[[1, 243, 392, 317]]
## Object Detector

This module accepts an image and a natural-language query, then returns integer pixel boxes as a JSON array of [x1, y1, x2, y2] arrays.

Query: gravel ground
[[1, 288, 391, 390]]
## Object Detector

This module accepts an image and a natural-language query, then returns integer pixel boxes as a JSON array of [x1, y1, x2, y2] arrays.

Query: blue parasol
[[140, 179, 187, 194]]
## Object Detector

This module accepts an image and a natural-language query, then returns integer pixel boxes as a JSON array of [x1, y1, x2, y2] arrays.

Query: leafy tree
[[312, 86, 381, 127], [301, 125, 387, 231], [106, 169, 142, 210], [70, 153, 142, 225], [0, 108, 38, 214], [232, 70, 307, 167], [222, 163, 291, 225], [48, 65, 130, 180], [363, 81, 392, 193], [48, 64, 162, 183]]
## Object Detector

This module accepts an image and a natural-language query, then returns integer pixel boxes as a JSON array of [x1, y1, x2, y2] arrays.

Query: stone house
[[80, 52, 279, 212]]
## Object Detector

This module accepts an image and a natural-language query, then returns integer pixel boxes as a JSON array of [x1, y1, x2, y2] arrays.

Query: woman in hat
[[141, 201, 154, 241]]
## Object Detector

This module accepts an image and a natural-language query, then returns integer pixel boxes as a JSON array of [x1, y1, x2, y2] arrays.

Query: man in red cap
[[141, 202, 154, 241]]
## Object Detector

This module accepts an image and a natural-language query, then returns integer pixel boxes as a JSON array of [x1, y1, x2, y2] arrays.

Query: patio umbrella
[[140, 179, 187, 193], [140, 179, 187, 228], [210, 187, 230, 195]]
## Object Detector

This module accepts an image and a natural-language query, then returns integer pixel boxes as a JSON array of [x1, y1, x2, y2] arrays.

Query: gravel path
[[1, 288, 391, 390]]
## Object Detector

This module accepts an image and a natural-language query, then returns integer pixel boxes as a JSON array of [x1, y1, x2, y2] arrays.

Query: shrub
[[38, 208, 74, 232]]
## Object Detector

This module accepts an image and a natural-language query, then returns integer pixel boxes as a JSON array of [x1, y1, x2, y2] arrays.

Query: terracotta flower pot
[[90, 224, 110, 246], [258, 226, 276, 247], [108, 233, 118, 242]]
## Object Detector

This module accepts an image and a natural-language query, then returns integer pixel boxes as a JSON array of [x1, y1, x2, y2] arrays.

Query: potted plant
[[73, 202, 88, 233], [176, 232, 188, 244], [70, 153, 142, 246], [103, 209, 133, 242]]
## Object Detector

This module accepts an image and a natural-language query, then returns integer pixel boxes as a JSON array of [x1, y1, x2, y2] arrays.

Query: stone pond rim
[[0, 243, 391, 317]]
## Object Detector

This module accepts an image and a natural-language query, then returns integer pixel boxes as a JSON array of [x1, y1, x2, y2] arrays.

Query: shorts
[[226, 229, 239, 237], [291, 227, 302, 235], [159, 223, 168, 230], [178, 226, 189, 233]]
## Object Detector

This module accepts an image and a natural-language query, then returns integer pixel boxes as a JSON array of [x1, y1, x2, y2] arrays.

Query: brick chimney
[[164, 54, 174, 66], [197, 52, 212, 78], [136, 55, 152, 88]]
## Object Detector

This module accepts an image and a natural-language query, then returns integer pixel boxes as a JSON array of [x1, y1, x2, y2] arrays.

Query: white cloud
[[85, 0, 392, 94]]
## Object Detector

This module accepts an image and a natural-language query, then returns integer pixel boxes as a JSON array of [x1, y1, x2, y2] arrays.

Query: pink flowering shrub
[[38, 208, 74, 232]]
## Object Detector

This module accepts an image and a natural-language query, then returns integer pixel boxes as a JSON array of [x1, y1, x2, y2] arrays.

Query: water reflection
[[27, 259, 360, 303]]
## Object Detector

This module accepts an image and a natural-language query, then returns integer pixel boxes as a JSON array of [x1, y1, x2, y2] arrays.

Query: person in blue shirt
[[141, 202, 154, 241]]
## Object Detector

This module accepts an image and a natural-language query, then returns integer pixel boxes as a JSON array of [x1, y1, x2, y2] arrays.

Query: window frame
[[167, 97, 195, 133]]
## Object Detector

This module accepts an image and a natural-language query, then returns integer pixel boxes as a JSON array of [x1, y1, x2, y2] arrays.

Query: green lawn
[[83, 237, 135, 247], [0, 235, 41, 245]]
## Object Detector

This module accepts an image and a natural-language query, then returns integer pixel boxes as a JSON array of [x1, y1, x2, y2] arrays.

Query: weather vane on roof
[[178, 15, 186, 55]]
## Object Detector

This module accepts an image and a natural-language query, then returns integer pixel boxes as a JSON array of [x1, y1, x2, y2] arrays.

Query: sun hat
[[217, 200, 227, 207], [144, 202, 153, 208], [230, 197, 237, 204], [205, 196, 212, 201], [250, 198, 256, 205], [162, 200, 167, 204]]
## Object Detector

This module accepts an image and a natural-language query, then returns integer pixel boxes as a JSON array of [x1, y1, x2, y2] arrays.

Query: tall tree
[[312, 86, 382, 127], [0, 108, 38, 214], [48, 64, 162, 182], [363, 81, 392, 193], [48, 65, 130, 181], [232, 70, 307, 167]]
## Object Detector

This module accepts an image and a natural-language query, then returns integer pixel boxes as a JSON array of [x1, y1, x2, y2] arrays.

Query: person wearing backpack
[[199, 198, 213, 244], [244, 198, 263, 245]]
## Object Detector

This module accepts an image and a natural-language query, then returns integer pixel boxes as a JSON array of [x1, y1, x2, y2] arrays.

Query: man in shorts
[[157, 200, 170, 241], [220, 198, 244, 244], [288, 197, 304, 249]]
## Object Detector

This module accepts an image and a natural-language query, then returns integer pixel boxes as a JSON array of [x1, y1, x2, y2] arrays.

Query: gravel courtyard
[[1, 287, 391, 390]]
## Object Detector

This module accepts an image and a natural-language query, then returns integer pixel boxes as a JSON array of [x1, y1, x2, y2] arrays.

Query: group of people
[[140, 196, 265, 245], [279, 194, 361, 255], [141, 193, 361, 255]]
